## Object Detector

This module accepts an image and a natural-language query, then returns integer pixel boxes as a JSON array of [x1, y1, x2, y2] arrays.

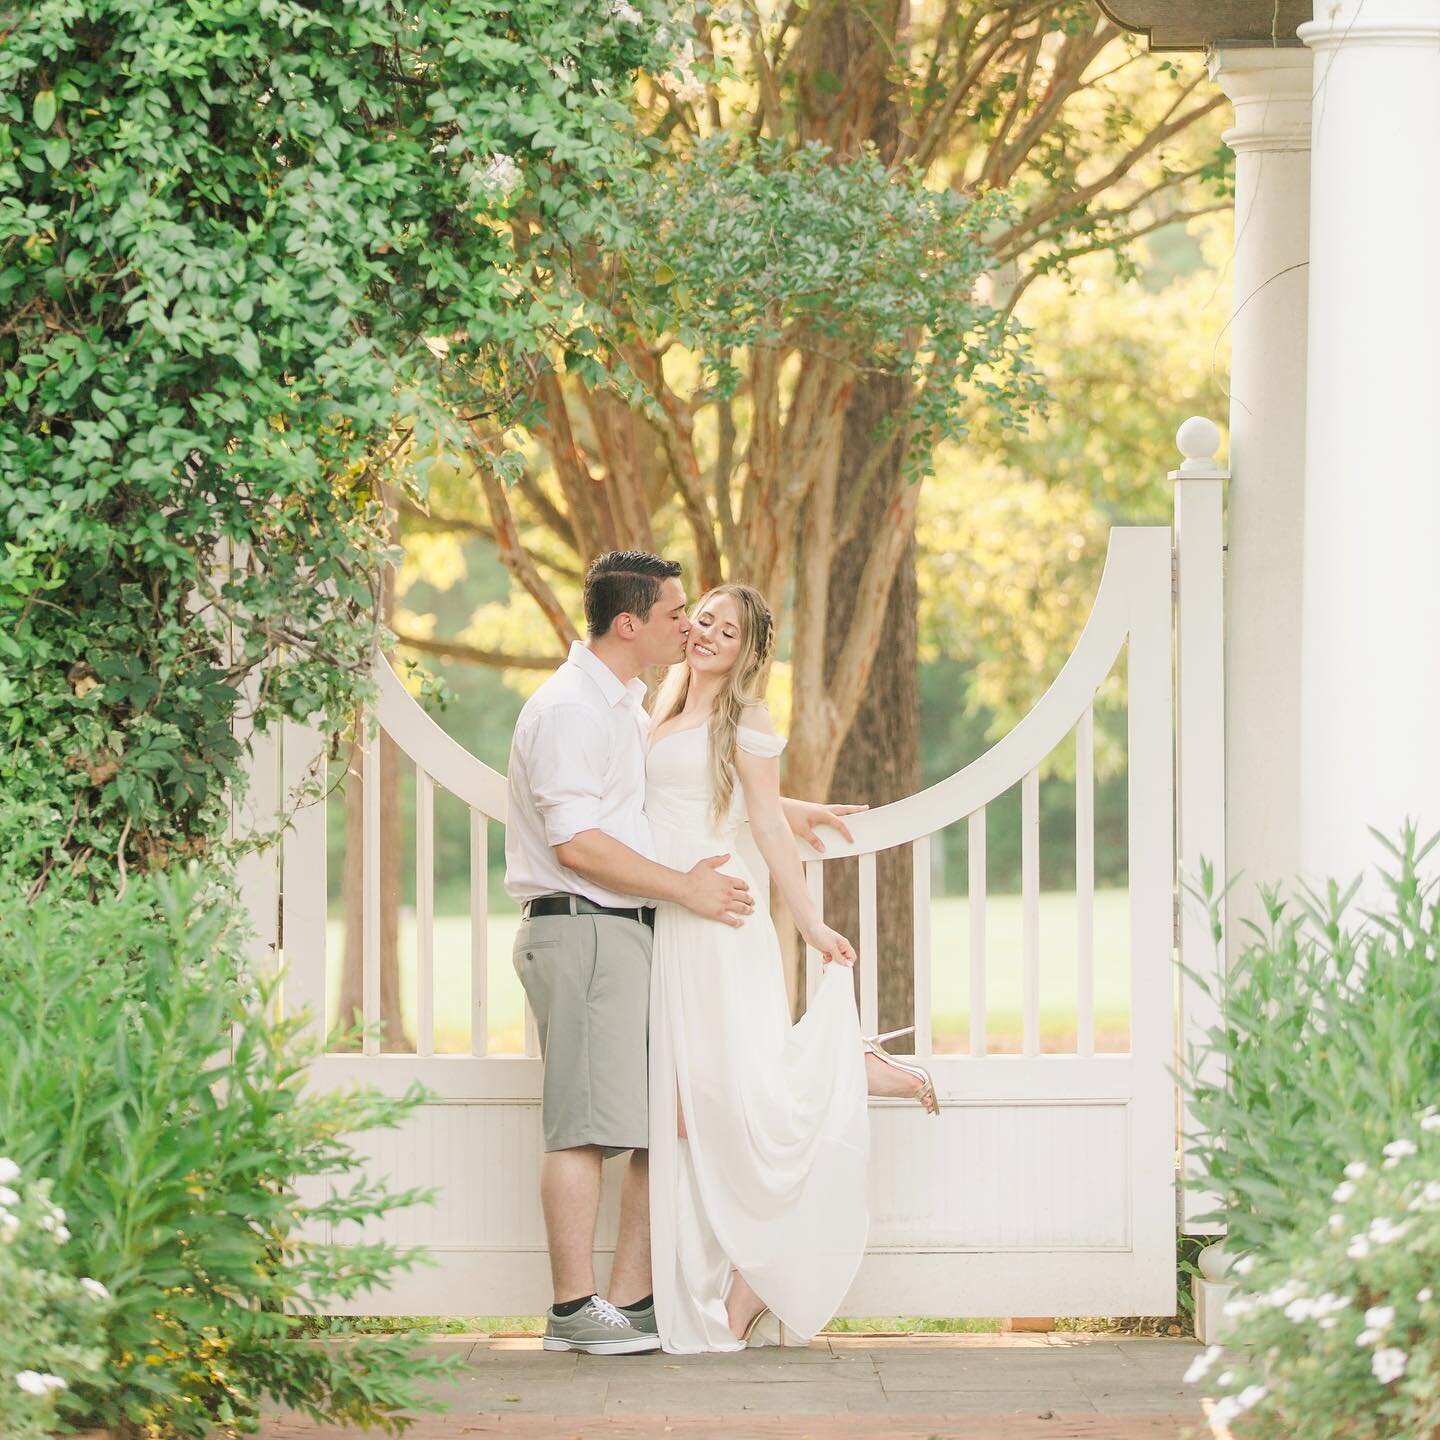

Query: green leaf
[[33, 89, 56, 131], [44, 136, 70, 170]]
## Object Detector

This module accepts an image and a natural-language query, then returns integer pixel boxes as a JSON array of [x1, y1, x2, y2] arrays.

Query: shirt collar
[[568, 641, 647, 710]]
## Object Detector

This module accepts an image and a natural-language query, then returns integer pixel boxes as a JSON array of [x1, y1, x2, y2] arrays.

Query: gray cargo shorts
[[513, 910, 654, 1158]]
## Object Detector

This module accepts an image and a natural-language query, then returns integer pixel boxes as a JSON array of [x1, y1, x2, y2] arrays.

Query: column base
[[1193, 1277, 1235, 1345]]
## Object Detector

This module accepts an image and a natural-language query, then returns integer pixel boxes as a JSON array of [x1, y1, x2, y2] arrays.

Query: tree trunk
[[823, 370, 921, 1041]]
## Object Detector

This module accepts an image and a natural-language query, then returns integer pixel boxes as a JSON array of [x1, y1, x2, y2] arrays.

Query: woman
[[645, 583, 937, 1355]]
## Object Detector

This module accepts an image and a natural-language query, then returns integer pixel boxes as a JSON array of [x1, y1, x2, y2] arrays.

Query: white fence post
[[1171, 416, 1230, 1337]]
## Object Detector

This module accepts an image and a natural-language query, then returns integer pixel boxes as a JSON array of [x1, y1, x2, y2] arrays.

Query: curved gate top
[[236, 420, 1228, 1320]]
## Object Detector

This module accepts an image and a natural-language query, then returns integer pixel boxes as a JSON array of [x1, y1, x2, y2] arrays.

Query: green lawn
[[325, 889, 1132, 1054]]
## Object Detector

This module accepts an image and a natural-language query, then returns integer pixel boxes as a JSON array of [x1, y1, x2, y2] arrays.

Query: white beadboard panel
[[842, 1248, 1176, 1320], [331, 1102, 624, 1252], [864, 1102, 1130, 1251]]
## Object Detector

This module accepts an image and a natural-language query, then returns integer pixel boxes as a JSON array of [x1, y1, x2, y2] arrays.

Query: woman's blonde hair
[[650, 583, 775, 826]]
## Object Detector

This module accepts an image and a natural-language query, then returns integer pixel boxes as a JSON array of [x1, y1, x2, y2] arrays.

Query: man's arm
[[554, 831, 753, 927]]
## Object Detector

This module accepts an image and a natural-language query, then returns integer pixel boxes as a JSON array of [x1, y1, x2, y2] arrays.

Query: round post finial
[[1175, 416, 1223, 474]]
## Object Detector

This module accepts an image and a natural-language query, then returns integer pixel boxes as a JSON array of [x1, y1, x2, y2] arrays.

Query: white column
[[1297, 0, 1440, 887], [1206, 48, 1312, 943]]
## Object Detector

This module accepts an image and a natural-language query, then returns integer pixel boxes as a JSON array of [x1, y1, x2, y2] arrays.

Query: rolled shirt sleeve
[[525, 704, 612, 848]]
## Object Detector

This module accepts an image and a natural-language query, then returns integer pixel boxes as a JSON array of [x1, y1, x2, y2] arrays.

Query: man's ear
[[615, 612, 637, 639]]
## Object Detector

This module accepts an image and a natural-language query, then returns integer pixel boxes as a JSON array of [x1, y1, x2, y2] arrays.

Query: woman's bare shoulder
[[739, 701, 777, 735]]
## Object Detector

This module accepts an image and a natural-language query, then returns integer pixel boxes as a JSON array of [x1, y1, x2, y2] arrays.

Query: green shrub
[[1185, 829, 1440, 1255], [1187, 1115, 1440, 1436], [1183, 829, 1440, 1436], [0, 0, 670, 891], [0, 864, 450, 1437], [0, 1162, 109, 1440]]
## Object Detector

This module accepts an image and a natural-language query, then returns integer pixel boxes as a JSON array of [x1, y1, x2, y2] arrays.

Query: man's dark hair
[[584, 551, 683, 638]]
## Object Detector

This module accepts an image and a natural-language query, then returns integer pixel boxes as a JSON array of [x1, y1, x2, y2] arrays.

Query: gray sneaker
[[622, 1299, 656, 1336], [543, 1295, 661, 1354]]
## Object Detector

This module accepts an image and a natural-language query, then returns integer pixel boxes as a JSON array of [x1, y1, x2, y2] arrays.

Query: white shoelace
[[583, 1296, 632, 1329]]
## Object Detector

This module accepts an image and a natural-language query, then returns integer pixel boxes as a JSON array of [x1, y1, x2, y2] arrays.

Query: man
[[505, 550, 860, 1355]]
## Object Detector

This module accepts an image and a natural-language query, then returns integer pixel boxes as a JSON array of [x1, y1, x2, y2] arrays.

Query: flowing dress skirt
[[646, 822, 869, 1353]]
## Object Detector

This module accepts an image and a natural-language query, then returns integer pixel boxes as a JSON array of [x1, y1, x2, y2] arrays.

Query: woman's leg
[[725, 1268, 767, 1340], [863, 1049, 926, 1098]]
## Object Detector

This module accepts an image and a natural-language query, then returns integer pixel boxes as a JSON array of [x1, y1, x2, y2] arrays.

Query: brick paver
[[265, 1415, 1205, 1439], [260, 1334, 1212, 1440]]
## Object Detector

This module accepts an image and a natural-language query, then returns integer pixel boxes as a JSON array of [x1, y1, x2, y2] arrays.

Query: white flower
[[1333, 1180, 1357, 1203], [1232, 1254, 1255, 1277], [1418, 1287, 1434, 1303], [1217, 1369, 1235, 1386], [1421, 1113, 1440, 1132], [15, 1371, 67, 1396], [1222, 1296, 1258, 1320], [0, 1186, 17, 1207], [0, 1159, 18, 1185], [1261, 1281, 1302, 1309], [1211, 1385, 1268, 1428], [1184, 1345, 1223, 1384], [1383, 1139, 1417, 1169], [1367, 1217, 1409, 1245], [474, 152, 522, 198], [1371, 1347, 1407, 1384], [79, 1278, 110, 1301], [1357, 1327, 1385, 1347], [1328, 1212, 1346, 1235], [1364, 1305, 1395, 1330], [53, 1225, 70, 1244], [1415, 1181, 1440, 1209], [1319, 1317, 1339, 1329], [0, 1211, 17, 1243], [1344, 1161, 1368, 1180], [1288, 1292, 1350, 1323], [608, 0, 644, 23], [1347, 1236, 1372, 1260]]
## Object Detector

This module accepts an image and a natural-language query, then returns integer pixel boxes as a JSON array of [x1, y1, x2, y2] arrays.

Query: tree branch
[[469, 423, 581, 651], [988, 89, 1226, 256], [393, 632, 564, 671]]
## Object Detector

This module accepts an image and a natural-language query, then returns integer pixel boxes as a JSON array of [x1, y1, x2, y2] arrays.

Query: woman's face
[[686, 592, 744, 680]]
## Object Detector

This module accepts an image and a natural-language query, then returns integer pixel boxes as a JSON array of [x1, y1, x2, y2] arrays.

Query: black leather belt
[[522, 893, 656, 928]]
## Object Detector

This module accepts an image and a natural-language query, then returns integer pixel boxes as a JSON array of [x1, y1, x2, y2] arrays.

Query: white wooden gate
[[244, 419, 1226, 1319]]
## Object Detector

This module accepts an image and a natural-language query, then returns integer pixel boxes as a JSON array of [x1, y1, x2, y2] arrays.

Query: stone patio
[[262, 1332, 1215, 1439]]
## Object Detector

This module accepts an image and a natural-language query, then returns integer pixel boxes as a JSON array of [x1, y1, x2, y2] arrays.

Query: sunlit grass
[[322, 889, 1132, 1054]]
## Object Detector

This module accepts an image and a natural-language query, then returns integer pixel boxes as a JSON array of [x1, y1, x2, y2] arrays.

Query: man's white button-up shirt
[[504, 641, 656, 908]]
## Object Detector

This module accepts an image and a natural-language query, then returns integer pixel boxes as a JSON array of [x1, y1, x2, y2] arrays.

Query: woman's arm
[[735, 706, 856, 967]]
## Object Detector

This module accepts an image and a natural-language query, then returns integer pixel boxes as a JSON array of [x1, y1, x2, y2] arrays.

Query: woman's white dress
[[645, 722, 869, 1353]]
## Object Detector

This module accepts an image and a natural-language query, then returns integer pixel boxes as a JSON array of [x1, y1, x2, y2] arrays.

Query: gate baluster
[[1076, 705, 1096, 1057], [1022, 769, 1041, 1058], [968, 807, 987, 1057]]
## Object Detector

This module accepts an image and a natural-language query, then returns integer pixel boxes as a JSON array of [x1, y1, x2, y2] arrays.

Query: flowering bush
[[1187, 1113, 1440, 1436], [0, 1160, 109, 1440], [1183, 831, 1440, 1436], [1185, 830, 1440, 1257], [0, 863, 450, 1436]]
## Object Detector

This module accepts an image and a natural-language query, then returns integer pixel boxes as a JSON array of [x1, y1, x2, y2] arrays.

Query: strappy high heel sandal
[[863, 1026, 940, 1116], [741, 1306, 783, 1348]]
